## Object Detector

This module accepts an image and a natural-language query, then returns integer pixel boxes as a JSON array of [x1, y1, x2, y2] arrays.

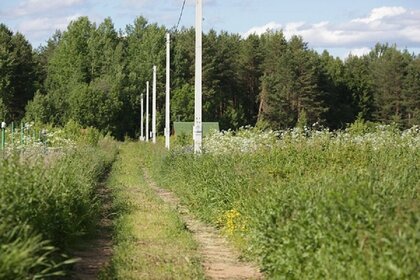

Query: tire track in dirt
[[143, 169, 263, 280], [70, 185, 113, 280]]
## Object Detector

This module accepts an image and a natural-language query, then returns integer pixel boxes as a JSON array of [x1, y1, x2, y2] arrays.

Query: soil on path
[[70, 185, 113, 280], [143, 170, 263, 280]]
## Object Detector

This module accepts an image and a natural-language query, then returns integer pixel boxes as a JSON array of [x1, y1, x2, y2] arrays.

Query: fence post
[[11, 122, 14, 146], [1, 122, 6, 150]]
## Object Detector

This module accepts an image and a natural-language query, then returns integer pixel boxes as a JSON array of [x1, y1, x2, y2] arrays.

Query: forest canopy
[[0, 17, 419, 138]]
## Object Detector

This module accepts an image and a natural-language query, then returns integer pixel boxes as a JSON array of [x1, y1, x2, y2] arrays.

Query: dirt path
[[70, 185, 113, 279], [143, 170, 263, 280]]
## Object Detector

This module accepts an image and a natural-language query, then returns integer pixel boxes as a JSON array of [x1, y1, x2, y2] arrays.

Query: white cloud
[[346, 47, 371, 58], [8, 0, 85, 17], [351, 7, 406, 24], [243, 6, 420, 49], [16, 14, 83, 44], [18, 14, 82, 33], [243, 21, 282, 37]]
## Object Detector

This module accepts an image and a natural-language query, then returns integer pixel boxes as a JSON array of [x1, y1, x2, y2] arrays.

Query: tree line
[[0, 17, 419, 138]]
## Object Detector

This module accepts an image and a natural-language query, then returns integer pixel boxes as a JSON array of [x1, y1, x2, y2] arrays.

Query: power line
[[175, 0, 187, 31]]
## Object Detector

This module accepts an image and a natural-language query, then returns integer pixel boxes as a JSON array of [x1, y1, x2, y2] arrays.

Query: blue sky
[[1, 0, 420, 58]]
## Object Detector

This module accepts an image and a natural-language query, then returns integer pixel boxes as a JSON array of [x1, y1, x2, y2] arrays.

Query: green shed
[[173, 122, 219, 137]]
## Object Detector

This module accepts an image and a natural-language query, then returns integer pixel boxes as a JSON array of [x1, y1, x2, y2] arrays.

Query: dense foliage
[[0, 24, 36, 120], [146, 126, 419, 279], [1, 17, 419, 138], [0, 126, 117, 279]]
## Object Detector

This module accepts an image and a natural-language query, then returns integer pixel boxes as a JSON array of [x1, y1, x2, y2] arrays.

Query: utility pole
[[140, 93, 144, 141], [165, 33, 171, 150], [194, 0, 203, 154], [152, 65, 157, 144], [146, 81, 149, 142]]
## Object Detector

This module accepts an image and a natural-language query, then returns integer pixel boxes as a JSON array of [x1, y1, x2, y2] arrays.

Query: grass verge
[[146, 129, 419, 279], [0, 134, 118, 279], [102, 141, 204, 279]]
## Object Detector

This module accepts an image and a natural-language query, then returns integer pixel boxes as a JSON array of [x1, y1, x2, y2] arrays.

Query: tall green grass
[[0, 132, 117, 278], [150, 127, 419, 279], [103, 142, 204, 279]]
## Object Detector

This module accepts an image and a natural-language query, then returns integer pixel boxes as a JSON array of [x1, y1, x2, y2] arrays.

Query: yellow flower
[[220, 209, 245, 235]]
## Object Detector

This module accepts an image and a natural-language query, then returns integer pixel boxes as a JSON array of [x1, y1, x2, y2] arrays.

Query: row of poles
[[3, 1, 204, 154], [140, 0, 203, 154], [139, 68, 158, 143], [139, 34, 171, 149]]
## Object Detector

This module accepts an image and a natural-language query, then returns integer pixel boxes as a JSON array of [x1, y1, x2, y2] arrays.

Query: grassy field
[[0, 126, 118, 279], [102, 142, 204, 279], [147, 125, 420, 279], [1, 122, 418, 279]]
